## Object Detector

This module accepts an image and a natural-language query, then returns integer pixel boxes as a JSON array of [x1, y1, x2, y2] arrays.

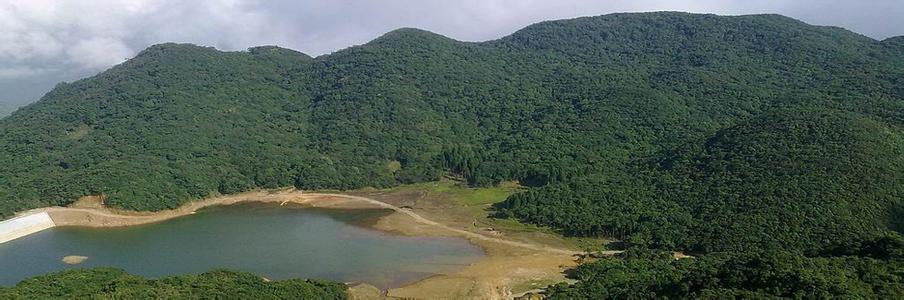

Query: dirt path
[[317, 193, 594, 256]]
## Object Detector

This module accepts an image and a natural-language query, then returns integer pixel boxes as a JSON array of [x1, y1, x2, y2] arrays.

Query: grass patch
[[383, 180, 457, 193], [511, 278, 566, 295], [484, 217, 553, 233], [455, 187, 516, 206], [350, 180, 611, 251], [383, 179, 520, 206]]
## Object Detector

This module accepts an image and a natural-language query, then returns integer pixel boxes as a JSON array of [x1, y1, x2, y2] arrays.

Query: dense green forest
[[1, 12, 902, 297], [496, 108, 904, 253], [0, 268, 347, 299], [544, 235, 904, 299]]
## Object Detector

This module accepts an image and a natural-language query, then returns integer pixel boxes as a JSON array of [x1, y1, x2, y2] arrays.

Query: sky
[[1, 0, 903, 111]]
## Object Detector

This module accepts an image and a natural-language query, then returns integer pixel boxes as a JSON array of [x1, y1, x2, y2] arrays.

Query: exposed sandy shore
[[12, 190, 598, 299], [27, 191, 383, 227]]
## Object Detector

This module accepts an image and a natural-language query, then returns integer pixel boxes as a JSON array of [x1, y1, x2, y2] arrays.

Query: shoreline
[[3, 190, 593, 299], [29, 190, 387, 228]]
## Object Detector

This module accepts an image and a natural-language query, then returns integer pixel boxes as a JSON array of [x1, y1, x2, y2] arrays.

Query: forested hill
[[1, 12, 903, 250], [885, 36, 904, 46]]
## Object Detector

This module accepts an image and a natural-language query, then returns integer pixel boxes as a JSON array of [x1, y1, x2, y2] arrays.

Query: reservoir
[[0, 203, 484, 288]]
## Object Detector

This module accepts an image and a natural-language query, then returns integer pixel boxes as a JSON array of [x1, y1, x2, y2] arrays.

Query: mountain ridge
[[9, 11, 883, 75]]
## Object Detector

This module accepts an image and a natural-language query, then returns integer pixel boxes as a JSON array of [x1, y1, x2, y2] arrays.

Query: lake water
[[0, 203, 484, 288]]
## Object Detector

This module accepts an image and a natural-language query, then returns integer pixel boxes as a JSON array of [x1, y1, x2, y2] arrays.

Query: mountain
[[2, 10, 902, 243], [1, 12, 903, 296], [498, 108, 904, 252]]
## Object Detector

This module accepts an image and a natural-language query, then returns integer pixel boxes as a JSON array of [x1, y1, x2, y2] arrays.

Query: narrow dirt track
[[315, 193, 604, 256]]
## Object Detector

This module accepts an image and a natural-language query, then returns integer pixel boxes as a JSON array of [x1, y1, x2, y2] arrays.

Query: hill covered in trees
[[0, 12, 902, 297], [0, 268, 347, 299], [496, 108, 904, 253]]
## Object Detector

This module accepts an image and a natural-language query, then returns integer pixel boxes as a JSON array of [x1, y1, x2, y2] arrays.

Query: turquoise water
[[0, 203, 484, 288]]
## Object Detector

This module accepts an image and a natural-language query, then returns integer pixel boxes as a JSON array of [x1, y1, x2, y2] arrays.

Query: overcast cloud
[[1, 0, 902, 111]]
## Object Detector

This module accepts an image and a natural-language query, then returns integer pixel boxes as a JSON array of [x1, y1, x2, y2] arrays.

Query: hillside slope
[[498, 108, 904, 252], [1, 11, 902, 248]]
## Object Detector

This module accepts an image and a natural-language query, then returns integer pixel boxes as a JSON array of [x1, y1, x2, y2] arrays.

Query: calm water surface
[[0, 203, 484, 288]]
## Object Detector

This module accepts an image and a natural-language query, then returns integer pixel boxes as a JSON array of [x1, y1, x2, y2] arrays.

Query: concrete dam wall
[[0, 212, 56, 244]]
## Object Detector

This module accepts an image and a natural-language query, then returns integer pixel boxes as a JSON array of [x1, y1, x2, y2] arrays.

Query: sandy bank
[[38, 190, 383, 228]]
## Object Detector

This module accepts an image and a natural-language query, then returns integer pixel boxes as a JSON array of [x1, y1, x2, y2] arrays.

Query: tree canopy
[[545, 238, 904, 299], [0, 268, 347, 299]]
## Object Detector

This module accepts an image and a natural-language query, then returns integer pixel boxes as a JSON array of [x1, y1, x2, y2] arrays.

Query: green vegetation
[[497, 108, 904, 253], [1, 12, 903, 297], [544, 235, 904, 299], [453, 186, 514, 206], [385, 180, 518, 206], [0, 268, 347, 299]]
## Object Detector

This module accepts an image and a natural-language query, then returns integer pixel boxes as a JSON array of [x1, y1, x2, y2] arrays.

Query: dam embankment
[[0, 212, 55, 244]]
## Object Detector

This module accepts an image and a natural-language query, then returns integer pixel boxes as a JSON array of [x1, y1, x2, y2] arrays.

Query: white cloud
[[0, 66, 53, 80], [66, 37, 134, 70], [0, 0, 284, 76]]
